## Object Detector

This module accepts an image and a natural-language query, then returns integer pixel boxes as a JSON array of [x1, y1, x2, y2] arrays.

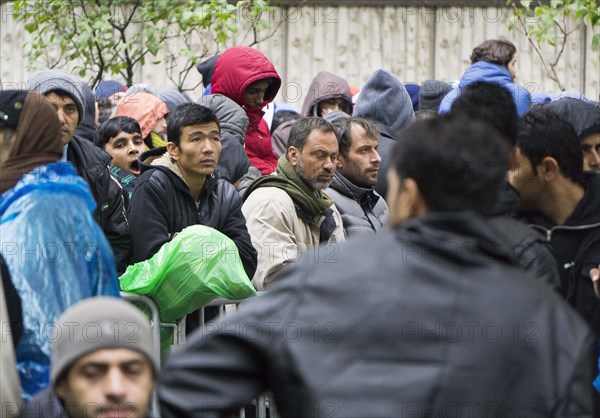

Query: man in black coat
[[158, 114, 594, 418], [27, 69, 131, 273], [451, 81, 561, 292], [509, 107, 600, 335], [128, 103, 257, 279], [544, 98, 600, 174]]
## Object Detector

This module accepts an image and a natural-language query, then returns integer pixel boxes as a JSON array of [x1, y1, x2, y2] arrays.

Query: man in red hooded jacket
[[211, 46, 281, 175]]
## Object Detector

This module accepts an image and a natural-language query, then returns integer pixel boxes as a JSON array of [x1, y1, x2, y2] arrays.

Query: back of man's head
[[167, 103, 220, 147], [391, 113, 509, 216], [451, 81, 518, 147], [517, 106, 585, 186]]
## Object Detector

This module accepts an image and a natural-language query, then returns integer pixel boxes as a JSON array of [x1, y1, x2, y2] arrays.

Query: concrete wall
[[1, 4, 598, 108]]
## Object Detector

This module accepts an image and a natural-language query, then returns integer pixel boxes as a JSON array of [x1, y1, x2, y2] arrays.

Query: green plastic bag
[[119, 225, 256, 324]]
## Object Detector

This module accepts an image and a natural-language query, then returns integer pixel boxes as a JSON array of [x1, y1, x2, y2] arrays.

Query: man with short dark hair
[[128, 103, 257, 279], [94, 116, 144, 200], [159, 114, 594, 417], [27, 69, 132, 273], [22, 297, 158, 418], [451, 81, 561, 291], [509, 106, 600, 333], [544, 98, 600, 173], [242, 117, 345, 290], [326, 116, 387, 237]]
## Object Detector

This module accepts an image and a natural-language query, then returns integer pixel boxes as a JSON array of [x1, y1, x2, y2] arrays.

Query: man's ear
[[166, 142, 179, 161], [287, 146, 300, 166], [539, 156, 560, 182], [403, 178, 428, 219], [336, 154, 345, 170]]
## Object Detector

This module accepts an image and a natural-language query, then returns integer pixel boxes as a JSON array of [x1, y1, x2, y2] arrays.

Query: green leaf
[[24, 22, 37, 33]]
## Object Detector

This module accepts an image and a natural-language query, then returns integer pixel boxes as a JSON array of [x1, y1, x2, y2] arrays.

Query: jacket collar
[[331, 172, 380, 210], [139, 147, 217, 198]]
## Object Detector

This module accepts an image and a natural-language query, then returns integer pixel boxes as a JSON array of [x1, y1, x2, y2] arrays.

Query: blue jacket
[[439, 61, 531, 115], [0, 162, 119, 400]]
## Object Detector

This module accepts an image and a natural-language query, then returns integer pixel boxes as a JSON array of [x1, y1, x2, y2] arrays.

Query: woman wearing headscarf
[[0, 90, 119, 400]]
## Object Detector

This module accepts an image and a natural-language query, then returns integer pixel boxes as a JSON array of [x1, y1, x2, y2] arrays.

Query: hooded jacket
[[159, 211, 594, 418], [67, 135, 132, 273], [0, 163, 120, 399], [128, 147, 257, 279], [301, 71, 353, 117], [211, 46, 281, 175], [74, 82, 97, 142], [438, 61, 532, 116], [325, 172, 387, 237], [544, 98, 600, 139], [115, 92, 169, 149], [524, 175, 600, 334], [197, 94, 251, 184], [353, 69, 415, 199]]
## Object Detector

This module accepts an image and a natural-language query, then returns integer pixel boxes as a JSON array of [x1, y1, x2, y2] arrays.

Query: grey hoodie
[[197, 94, 250, 184], [353, 69, 415, 199], [301, 71, 353, 117], [353, 69, 415, 140]]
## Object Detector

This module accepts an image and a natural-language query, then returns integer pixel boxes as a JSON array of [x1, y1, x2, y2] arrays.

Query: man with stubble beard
[[242, 117, 345, 291]]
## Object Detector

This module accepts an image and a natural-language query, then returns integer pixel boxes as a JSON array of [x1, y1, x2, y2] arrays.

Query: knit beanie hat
[[50, 297, 158, 385], [419, 80, 453, 112], [95, 80, 127, 100], [26, 69, 86, 125]]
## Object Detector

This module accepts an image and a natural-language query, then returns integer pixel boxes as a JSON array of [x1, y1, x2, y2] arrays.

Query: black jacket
[[523, 174, 600, 334], [128, 147, 257, 278], [489, 181, 561, 292], [159, 212, 594, 418], [67, 135, 131, 273]]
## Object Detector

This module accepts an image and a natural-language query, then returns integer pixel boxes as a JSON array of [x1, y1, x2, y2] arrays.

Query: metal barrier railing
[[120, 292, 276, 418]]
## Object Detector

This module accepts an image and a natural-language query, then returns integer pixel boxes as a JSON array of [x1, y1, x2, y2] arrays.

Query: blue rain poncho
[[0, 162, 119, 400]]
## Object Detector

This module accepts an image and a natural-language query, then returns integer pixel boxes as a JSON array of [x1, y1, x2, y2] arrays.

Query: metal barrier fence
[[120, 292, 277, 418]]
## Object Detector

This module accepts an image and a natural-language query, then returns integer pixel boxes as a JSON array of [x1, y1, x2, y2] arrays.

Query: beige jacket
[[1, 280, 21, 418], [243, 187, 345, 290]]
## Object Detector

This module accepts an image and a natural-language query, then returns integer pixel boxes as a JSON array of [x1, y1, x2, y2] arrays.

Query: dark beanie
[[96, 80, 127, 100], [419, 80, 453, 112]]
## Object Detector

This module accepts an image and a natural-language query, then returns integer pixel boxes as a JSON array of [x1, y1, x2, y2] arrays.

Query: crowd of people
[[1, 38, 600, 417]]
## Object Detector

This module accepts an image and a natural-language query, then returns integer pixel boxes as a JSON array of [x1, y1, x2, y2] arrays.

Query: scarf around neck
[[245, 155, 337, 241]]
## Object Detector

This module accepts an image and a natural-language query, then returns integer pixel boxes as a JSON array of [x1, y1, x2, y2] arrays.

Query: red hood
[[211, 46, 281, 110]]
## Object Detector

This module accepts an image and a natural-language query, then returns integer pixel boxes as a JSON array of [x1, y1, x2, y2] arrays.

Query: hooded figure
[[158, 88, 192, 114], [211, 46, 281, 175], [74, 82, 98, 142], [544, 98, 600, 174], [197, 94, 251, 185], [116, 92, 169, 149], [353, 69, 415, 199], [0, 91, 119, 400], [301, 71, 353, 117], [27, 69, 132, 274]]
